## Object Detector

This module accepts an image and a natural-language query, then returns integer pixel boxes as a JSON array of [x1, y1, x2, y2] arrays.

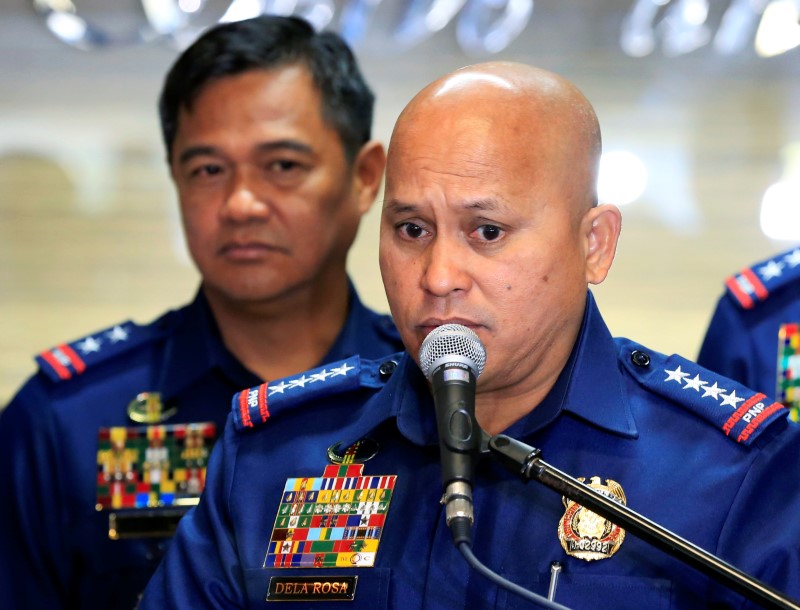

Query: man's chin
[[202, 281, 293, 307]]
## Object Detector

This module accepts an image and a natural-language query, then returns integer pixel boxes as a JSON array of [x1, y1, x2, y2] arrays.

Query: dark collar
[[158, 289, 259, 402], [560, 292, 638, 438], [504, 291, 638, 440], [341, 291, 638, 448], [159, 281, 380, 402]]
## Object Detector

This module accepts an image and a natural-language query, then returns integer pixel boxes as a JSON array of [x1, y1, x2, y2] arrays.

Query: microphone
[[419, 324, 486, 545]]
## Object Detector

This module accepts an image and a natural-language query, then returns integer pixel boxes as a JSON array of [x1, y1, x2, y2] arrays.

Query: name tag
[[267, 576, 357, 602]]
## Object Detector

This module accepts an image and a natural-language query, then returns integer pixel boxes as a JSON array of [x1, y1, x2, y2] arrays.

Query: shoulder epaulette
[[35, 321, 155, 383], [232, 354, 401, 432], [724, 247, 800, 310], [618, 339, 787, 446]]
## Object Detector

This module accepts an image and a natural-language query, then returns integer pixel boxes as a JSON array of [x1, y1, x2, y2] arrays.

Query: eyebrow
[[383, 199, 418, 215], [463, 198, 505, 212], [177, 140, 314, 165], [383, 197, 506, 214]]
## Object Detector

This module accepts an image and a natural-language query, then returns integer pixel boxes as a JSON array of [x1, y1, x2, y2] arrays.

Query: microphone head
[[418, 324, 487, 380]]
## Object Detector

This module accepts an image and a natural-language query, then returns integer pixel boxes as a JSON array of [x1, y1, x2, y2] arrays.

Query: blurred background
[[2, 0, 800, 407]]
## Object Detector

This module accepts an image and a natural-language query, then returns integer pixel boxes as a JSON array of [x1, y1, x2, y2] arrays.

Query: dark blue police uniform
[[698, 247, 800, 421], [0, 284, 402, 610], [140, 292, 800, 609]]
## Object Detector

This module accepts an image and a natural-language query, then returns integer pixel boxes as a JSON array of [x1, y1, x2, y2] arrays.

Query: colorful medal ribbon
[[778, 323, 800, 422], [266, 464, 396, 568]]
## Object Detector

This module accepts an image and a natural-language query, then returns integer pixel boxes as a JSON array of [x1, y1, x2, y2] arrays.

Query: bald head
[[379, 62, 621, 422], [388, 61, 601, 214]]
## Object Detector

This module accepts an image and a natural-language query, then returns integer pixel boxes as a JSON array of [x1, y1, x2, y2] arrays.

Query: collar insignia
[[266, 464, 396, 569], [327, 438, 379, 465], [558, 476, 626, 561], [127, 392, 177, 423]]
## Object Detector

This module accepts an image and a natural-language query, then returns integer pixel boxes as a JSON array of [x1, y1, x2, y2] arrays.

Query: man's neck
[[475, 374, 559, 436], [204, 279, 351, 382], [474, 324, 581, 436]]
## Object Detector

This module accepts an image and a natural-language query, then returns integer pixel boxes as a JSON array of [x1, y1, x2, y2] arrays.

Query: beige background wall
[[2, 1, 799, 405]]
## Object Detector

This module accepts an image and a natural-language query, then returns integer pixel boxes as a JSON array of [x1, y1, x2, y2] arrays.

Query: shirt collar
[[159, 289, 259, 402], [560, 291, 637, 438], [505, 291, 637, 439], [345, 291, 637, 448], [160, 280, 379, 402], [319, 280, 380, 362], [331, 353, 435, 449]]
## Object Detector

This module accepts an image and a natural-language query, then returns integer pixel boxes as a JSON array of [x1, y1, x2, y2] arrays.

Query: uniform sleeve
[[139, 415, 246, 609], [697, 296, 757, 388], [711, 422, 800, 608], [0, 379, 72, 609]]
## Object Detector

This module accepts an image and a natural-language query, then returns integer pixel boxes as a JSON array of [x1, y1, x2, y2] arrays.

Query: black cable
[[456, 541, 572, 610]]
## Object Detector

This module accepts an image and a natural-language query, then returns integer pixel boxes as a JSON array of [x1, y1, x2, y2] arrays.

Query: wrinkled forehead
[[386, 89, 598, 217]]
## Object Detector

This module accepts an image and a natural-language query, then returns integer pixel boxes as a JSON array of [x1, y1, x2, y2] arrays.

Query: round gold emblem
[[126, 392, 177, 423], [557, 476, 626, 561]]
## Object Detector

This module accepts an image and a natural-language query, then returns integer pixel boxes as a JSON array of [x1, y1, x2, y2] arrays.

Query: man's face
[[170, 66, 367, 306], [380, 110, 593, 395]]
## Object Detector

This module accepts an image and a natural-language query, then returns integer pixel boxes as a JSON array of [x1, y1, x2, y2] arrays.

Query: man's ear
[[352, 140, 387, 215], [583, 204, 622, 285]]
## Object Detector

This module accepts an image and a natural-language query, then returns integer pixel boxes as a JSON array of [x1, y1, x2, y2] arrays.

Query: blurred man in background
[[0, 15, 401, 610], [698, 246, 800, 423]]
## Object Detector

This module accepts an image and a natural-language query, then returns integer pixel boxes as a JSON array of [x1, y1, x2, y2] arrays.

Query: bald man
[[140, 63, 800, 609]]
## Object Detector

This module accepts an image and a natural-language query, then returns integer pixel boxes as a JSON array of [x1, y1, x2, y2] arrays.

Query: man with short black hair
[[0, 15, 401, 609]]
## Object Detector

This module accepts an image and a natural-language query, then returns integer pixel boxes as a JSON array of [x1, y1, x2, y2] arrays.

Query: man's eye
[[476, 225, 503, 241], [399, 222, 426, 239], [191, 164, 223, 177], [269, 160, 300, 172]]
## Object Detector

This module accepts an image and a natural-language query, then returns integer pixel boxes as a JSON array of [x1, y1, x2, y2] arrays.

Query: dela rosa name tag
[[267, 576, 357, 602]]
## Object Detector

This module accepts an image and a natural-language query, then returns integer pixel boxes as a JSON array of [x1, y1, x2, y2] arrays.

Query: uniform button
[[631, 350, 650, 367], [378, 360, 397, 380]]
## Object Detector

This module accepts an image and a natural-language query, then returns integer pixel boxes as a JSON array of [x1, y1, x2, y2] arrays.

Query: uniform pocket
[[498, 573, 672, 610]]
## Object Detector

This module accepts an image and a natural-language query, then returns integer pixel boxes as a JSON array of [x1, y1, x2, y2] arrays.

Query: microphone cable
[[420, 324, 573, 609], [456, 539, 572, 610]]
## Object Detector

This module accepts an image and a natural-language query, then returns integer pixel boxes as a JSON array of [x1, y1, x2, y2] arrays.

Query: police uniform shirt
[[139, 292, 800, 610], [0, 283, 403, 610], [698, 246, 800, 393]]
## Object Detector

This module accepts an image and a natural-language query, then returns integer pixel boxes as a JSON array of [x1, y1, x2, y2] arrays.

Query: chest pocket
[[498, 574, 672, 610], [244, 567, 390, 609]]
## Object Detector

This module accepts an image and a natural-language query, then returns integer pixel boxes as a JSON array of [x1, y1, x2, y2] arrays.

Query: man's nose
[[220, 171, 270, 222], [420, 236, 472, 297]]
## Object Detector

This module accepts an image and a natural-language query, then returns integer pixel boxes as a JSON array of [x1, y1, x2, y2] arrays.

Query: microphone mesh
[[418, 324, 486, 379]]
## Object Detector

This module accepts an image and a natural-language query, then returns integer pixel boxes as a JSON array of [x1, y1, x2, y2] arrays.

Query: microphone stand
[[488, 434, 800, 610]]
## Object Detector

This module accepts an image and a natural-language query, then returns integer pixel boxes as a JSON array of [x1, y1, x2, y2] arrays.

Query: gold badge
[[558, 476, 626, 561], [127, 392, 177, 423]]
